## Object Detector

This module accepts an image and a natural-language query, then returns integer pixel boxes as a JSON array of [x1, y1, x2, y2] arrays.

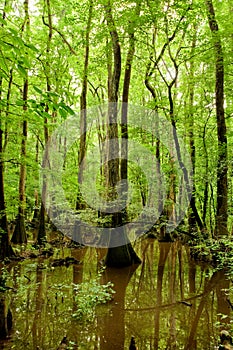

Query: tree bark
[[121, 1, 141, 221], [104, 1, 141, 267], [186, 29, 200, 233], [11, 84, 28, 244], [205, 0, 228, 237], [11, 0, 29, 244], [0, 1, 14, 259], [0, 103, 14, 258], [145, 30, 163, 219], [36, 0, 53, 245], [76, 0, 93, 210], [105, 0, 121, 227]]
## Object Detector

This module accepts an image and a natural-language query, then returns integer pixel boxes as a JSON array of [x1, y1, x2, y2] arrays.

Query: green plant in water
[[72, 278, 115, 322], [0, 267, 9, 292]]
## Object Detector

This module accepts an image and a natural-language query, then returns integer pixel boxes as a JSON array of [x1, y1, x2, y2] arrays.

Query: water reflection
[[0, 239, 232, 349], [100, 265, 138, 350]]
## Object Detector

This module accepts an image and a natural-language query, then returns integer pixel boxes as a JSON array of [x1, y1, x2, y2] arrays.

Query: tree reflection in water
[[1, 240, 232, 349]]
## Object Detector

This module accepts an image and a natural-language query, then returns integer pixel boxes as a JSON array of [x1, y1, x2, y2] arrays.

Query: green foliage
[[72, 277, 115, 322], [0, 0, 232, 257], [190, 237, 233, 276], [210, 239, 233, 274], [0, 267, 9, 292]]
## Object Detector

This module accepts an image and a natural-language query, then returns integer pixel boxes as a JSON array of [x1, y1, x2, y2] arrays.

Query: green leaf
[[33, 85, 43, 94], [16, 99, 25, 106], [60, 104, 75, 115], [20, 56, 31, 68], [42, 111, 51, 119], [17, 64, 27, 78], [25, 43, 39, 52], [0, 59, 9, 75], [0, 70, 8, 79], [47, 91, 59, 98], [59, 107, 67, 119], [8, 28, 18, 36], [8, 29, 25, 47], [0, 18, 7, 26]]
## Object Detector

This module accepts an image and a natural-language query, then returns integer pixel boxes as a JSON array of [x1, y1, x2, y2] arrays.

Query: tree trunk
[[36, 0, 52, 245], [11, 0, 29, 244], [11, 89, 28, 244], [205, 0, 228, 237], [187, 29, 199, 233], [104, 0, 121, 228], [145, 30, 163, 226], [0, 116, 14, 259], [104, 1, 141, 267], [37, 203, 47, 245], [31, 139, 40, 228], [121, 1, 141, 222], [76, 0, 93, 210], [0, 3, 14, 259]]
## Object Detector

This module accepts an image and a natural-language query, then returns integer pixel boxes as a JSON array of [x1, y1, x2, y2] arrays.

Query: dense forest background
[[0, 0, 233, 260]]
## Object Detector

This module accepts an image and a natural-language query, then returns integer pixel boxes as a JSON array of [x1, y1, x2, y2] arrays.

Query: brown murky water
[[0, 239, 232, 349]]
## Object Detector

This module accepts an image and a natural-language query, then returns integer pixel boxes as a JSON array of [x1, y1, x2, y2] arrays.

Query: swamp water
[[0, 239, 232, 349]]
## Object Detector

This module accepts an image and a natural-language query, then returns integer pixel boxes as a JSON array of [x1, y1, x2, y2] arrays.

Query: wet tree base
[[105, 243, 141, 268], [11, 214, 27, 244]]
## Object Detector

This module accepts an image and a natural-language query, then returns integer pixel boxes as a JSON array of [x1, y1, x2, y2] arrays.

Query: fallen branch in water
[[125, 293, 204, 312]]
